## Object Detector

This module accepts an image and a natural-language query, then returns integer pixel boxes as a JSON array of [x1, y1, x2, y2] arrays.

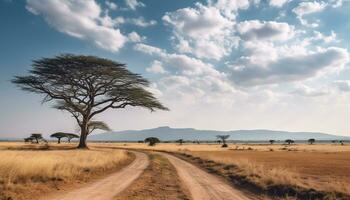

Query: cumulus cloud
[[129, 17, 157, 27], [135, 43, 222, 76], [269, 0, 289, 7], [228, 47, 349, 86], [162, 2, 238, 60], [292, 1, 327, 27], [135, 43, 236, 103], [331, 0, 344, 8], [237, 20, 295, 41], [146, 60, 167, 74], [26, 0, 127, 52], [334, 80, 350, 92], [292, 84, 329, 97], [310, 31, 337, 43], [128, 31, 145, 42], [125, 0, 145, 10], [208, 0, 251, 19], [112, 16, 157, 28], [106, 1, 117, 10]]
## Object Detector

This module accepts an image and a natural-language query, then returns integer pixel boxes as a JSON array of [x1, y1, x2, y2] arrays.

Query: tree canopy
[[216, 135, 230, 147], [13, 54, 168, 148], [145, 137, 160, 146], [87, 121, 111, 134], [308, 138, 316, 145], [50, 132, 79, 143], [285, 139, 294, 145]]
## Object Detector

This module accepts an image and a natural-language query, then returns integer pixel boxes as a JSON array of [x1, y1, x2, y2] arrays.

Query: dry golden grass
[[109, 142, 350, 197], [187, 150, 350, 196], [0, 149, 128, 184], [0, 142, 130, 200], [106, 142, 350, 152]]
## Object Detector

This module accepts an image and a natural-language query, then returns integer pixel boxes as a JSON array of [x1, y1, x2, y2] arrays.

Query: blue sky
[[1, 0, 350, 138]]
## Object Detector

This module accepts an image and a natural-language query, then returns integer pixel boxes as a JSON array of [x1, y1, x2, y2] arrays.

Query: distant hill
[[89, 126, 350, 141]]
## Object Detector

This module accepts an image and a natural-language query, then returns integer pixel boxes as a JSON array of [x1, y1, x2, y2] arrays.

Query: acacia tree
[[13, 54, 168, 148], [145, 137, 160, 146], [30, 133, 43, 144], [176, 139, 184, 145], [50, 132, 67, 144], [66, 133, 79, 143], [269, 140, 275, 145], [308, 138, 316, 145], [216, 135, 230, 148], [285, 139, 294, 145], [87, 121, 111, 134]]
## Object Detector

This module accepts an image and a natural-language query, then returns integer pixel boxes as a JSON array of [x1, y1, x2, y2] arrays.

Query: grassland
[[113, 142, 350, 199], [1, 142, 349, 199], [0, 142, 131, 200]]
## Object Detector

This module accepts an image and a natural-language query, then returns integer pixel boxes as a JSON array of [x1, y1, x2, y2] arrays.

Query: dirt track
[[43, 151, 149, 200], [159, 152, 253, 200]]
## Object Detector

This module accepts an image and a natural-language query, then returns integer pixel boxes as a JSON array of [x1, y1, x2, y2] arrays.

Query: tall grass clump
[[0, 149, 128, 185]]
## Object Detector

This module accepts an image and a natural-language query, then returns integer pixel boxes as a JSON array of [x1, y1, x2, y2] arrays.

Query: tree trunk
[[78, 123, 88, 149], [58, 138, 61, 144]]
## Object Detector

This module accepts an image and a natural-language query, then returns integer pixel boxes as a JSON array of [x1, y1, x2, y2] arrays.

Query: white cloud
[[208, 0, 251, 19], [111, 16, 157, 28], [125, 0, 145, 10], [228, 47, 349, 86], [334, 80, 350, 92], [26, 0, 127, 52], [269, 0, 289, 7], [292, 84, 329, 97], [106, 1, 117, 10], [135, 43, 236, 103], [146, 60, 167, 74], [130, 17, 157, 27], [310, 31, 337, 43], [135, 43, 222, 77], [128, 31, 145, 42], [237, 20, 295, 41], [331, 0, 344, 8], [134, 43, 166, 56], [163, 2, 238, 60], [292, 1, 327, 27]]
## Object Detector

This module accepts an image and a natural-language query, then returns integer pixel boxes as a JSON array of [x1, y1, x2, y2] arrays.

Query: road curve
[[44, 151, 149, 200], [159, 152, 253, 200]]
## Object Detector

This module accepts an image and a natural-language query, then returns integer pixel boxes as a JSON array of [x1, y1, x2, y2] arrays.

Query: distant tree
[[340, 140, 344, 146], [308, 138, 316, 145], [176, 139, 184, 145], [24, 137, 33, 143], [12, 54, 168, 149], [285, 139, 294, 145], [217, 140, 221, 144], [30, 133, 43, 143], [269, 140, 275, 145], [216, 135, 230, 148], [66, 133, 79, 143], [145, 137, 160, 146], [50, 132, 67, 144], [331, 140, 337, 144]]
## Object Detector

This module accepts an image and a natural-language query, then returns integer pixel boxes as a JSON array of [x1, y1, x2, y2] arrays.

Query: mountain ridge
[[89, 126, 350, 141]]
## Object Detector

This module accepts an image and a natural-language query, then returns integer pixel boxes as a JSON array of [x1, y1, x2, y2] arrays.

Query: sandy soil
[[159, 152, 254, 200], [42, 151, 149, 200], [115, 153, 190, 200]]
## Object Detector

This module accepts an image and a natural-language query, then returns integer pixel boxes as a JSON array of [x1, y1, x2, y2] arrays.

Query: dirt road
[[44, 151, 149, 200], [159, 153, 253, 200]]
